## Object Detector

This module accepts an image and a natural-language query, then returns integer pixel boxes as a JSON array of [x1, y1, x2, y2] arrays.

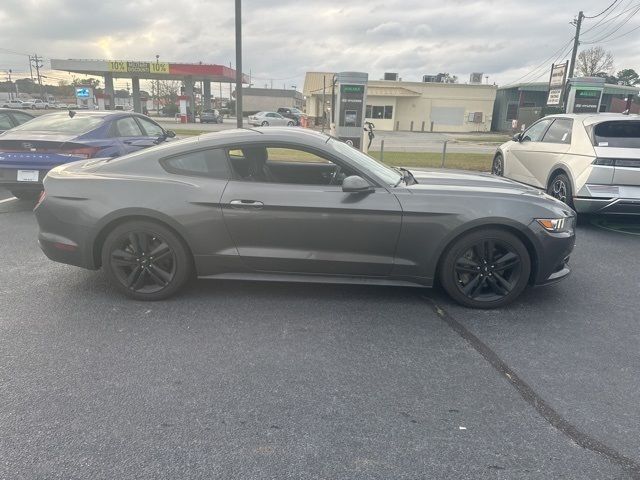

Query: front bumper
[[529, 220, 576, 286], [574, 184, 640, 215]]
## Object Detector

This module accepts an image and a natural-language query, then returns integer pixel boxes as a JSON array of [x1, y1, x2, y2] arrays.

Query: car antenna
[[68, 109, 76, 118]]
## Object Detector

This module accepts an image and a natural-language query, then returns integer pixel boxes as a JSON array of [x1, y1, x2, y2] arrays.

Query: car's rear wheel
[[261, 121, 269, 126], [10, 189, 41, 201], [492, 153, 504, 176], [101, 220, 192, 301], [287, 121, 294, 126], [440, 228, 531, 309], [547, 172, 574, 208]]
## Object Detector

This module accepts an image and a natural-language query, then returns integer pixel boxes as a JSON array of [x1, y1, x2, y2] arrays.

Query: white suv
[[1, 99, 25, 109]]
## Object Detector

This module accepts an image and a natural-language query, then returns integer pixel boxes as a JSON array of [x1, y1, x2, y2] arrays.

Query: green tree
[[72, 77, 101, 89], [615, 68, 639, 86]]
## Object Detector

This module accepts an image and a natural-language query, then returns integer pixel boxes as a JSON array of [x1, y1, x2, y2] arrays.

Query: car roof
[[196, 127, 330, 147], [543, 112, 640, 126]]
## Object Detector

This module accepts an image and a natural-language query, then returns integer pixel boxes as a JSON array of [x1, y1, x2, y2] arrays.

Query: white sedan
[[248, 111, 295, 127], [493, 113, 640, 215]]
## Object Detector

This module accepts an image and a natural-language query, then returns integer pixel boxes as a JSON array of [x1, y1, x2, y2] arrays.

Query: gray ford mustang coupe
[[35, 128, 576, 308]]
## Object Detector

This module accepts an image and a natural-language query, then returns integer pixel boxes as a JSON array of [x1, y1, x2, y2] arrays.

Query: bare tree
[[576, 46, 614, 77], [156, 80, 181, 101]]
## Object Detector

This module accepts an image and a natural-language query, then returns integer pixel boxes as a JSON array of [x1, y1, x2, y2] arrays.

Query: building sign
[[108, 61, 170, 74], [75, 87, 90, 98], [573, 88, 602, 113], [547, 62, 568, 106]]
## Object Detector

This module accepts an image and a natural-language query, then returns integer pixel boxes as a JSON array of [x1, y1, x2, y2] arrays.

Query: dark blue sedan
[[0, 111, 175, 199]]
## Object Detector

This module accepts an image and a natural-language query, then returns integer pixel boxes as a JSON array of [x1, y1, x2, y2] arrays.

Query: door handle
[[229, 199, 264, 209]]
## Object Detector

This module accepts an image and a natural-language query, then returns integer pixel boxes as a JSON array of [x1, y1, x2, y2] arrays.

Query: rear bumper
[[0, 168, 47, 188], [574, 184, 640, 215], [34, 200, 98, 270]]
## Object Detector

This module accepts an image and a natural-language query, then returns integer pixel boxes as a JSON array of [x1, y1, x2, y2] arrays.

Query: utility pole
[[156, 54, 160, 114], [31, 54, 45, 100], [6, 69, 13, 101], [568, 11, 584, 80], [234, 0, 243, 128]]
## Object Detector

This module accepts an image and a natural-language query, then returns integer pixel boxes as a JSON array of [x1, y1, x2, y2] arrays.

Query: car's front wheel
[[101, 220, 193, 301], [440, 228, 531, 309], [547, 172, 574, 208], [287, 121, 294, 126], [261, 121, 269, 126], [492, 153, 504, 176]]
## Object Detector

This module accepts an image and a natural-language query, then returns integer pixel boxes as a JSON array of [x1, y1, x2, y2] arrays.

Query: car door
[[111, 116, 155, 155], [522, 118, 574, 188], [220, 143, 402, 276], [269, 113, 287, 126], [505, 118, 554, 185]]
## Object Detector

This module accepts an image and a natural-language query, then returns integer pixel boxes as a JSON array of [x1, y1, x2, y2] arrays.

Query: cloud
[[0, 0, 638, 91]]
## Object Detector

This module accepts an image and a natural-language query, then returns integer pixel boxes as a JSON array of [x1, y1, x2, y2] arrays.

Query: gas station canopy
[[51, 59, 249, 83]]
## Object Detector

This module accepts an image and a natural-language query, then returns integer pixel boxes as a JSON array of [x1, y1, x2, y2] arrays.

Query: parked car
[[277, 107, 304, 125], [54, 103, 68, 109], [200, 109, 223, 124], [0, 108, 35, 134], [248, 111, 295, 127], [0, 111, 175, 200], [34, 127, 575, 308], [493, 113, 640, 215], [21, 99, 49, 110], [1, 99, 26, 109]]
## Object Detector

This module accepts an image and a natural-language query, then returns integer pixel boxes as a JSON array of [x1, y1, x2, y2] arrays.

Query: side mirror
[[512, 133, 522, 142], [342, 175, 374, 193], [165, 130, 176, 138]]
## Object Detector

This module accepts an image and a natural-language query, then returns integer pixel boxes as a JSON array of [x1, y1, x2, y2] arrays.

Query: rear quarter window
[[161, 149, 230, 179], [593, 121, 640, 148]]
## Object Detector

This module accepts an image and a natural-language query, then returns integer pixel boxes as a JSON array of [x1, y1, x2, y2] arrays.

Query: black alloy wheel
[[440, 229, 531, 308], [547, 173, 573, 208], [102, 220, 192, 300], [492, 154, 504, 176]]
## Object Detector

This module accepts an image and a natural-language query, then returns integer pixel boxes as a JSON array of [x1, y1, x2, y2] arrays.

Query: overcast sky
[[1, 0, 639, 93]]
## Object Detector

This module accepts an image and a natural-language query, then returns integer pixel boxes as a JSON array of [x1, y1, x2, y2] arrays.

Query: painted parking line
[[0, 196, 17, 204]]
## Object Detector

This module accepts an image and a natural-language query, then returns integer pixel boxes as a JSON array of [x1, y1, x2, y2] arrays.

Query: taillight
[[593, 158, 615, 166], [62, 146, 101, 159], [593, 158, 640, 168], [34, 190, 46, 210]]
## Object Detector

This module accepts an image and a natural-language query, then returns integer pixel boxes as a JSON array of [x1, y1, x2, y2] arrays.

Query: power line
[[585, 0, 619, 18], [502, 37, 574, 87], [595, 22, 640, 42], [581, 3, 640, 43], [581, 1, 640, 35]]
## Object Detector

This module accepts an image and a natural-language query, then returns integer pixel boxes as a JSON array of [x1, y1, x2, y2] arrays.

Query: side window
[[0, 113, 13, 130], [266, 147, 332, 164], [115, 117, 143, 136], [12, 112, 34, 125], [542, 119, 573, 144], [226, 145, 355, 185], [161, 149, 230, 179], [137, 117, 165, 137], [522, 119, 553, 142]]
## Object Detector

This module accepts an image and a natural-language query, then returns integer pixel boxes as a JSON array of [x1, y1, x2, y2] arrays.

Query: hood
[[408, 169, 539, 194]]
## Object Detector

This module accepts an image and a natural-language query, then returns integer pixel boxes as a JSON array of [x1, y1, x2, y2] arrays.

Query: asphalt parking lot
[[1, 187, 639, 479]]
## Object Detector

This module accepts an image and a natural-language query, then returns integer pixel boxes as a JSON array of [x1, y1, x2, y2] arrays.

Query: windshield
[[12, 113, 104, 134], [593, 120, 640, 148], [328, 138, 402, 186]]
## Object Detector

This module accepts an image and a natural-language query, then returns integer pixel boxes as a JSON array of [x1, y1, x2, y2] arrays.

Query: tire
[[439, 228, 531, 309], [10, 189, 41, 201], [287, 121, 294, 127], [101, 220, 193, 301], [547, 172, 574, 208], [492, 153, 504, 176], [261, 121, 269, 126]]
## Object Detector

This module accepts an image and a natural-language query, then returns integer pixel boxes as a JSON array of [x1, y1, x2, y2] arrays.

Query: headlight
[[536, 217, 574, 233]]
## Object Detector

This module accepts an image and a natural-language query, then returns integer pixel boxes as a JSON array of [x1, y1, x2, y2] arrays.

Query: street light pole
[[235, 0, 243, 128]]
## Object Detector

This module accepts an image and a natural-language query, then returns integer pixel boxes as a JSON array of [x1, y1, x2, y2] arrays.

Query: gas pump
[[331, 72, 368, 150]]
